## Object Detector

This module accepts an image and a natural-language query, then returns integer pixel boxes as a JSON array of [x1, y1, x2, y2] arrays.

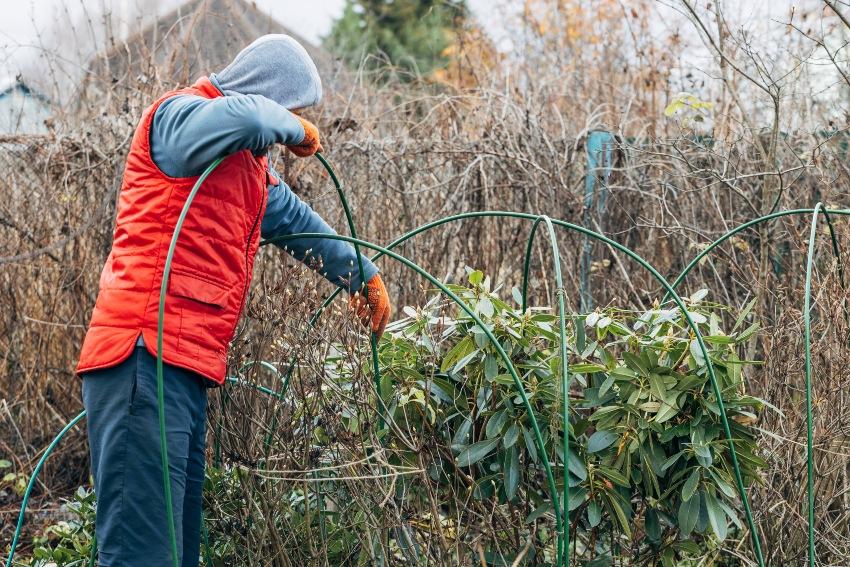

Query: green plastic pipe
[[153, 151, 375, 567], [4, 410, 87, 567], [667, 206, 850, 567], [802, 204, 822, 567], [201, 511, 213, 567], [256, 152, 384, 467], [518, 215, 573, 564], [155, 156, 225, 566], [330, 207, 850, 566], [258, 154, 387, 555], [666, 208, 850, 302], [541, 216, 572, 567], [1, 375, 293, 567]]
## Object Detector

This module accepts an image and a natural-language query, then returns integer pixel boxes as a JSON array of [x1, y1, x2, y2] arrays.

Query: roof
[[0, 77, 52, 104], [90, 0, 340, 87], [0, 77, 54, 135]]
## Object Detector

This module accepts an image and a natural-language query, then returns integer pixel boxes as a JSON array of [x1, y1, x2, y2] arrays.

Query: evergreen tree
[[324, 0, 468, 80]]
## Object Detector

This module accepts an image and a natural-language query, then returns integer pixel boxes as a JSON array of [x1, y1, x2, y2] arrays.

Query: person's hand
[[287, 116, 323, 157], [350, 274, 391, 339]]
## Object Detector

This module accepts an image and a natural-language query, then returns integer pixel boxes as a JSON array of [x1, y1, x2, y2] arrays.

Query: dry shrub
[[208, 262, 470, 565], [751, 248, 850, 566]]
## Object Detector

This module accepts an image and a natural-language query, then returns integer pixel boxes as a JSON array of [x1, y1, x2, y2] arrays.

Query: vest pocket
[[168, 270, 228, 308]]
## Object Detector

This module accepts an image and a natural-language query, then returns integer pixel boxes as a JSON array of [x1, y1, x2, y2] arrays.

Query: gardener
[[75, 35, 391, 566]]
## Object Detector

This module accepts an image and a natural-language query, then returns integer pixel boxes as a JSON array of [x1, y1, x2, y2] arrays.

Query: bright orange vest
[[77, 77, 269, 384]]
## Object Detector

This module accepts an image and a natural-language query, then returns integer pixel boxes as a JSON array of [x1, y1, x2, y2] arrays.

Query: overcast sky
[[0, 0, 508, 72], [0, 0, 809, 62], [0, 0, 344, 48], [0, 0, 840, 105]]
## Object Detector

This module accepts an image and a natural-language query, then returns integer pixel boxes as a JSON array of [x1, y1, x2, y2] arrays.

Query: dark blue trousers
[[82, 345, 208, 567]]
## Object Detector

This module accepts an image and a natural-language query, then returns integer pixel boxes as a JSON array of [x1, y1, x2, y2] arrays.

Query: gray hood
[[213, 34, 322, 110]]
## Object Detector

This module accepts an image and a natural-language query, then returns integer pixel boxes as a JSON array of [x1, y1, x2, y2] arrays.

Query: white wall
[[0, 87, 52, 134]]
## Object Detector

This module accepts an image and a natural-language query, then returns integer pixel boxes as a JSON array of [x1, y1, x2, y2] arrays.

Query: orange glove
[[350, 274, 391, 339], [287, 116, 323, 157]]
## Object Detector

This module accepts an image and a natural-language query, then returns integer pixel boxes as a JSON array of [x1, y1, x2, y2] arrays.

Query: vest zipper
[[238, 182, 267, 313]]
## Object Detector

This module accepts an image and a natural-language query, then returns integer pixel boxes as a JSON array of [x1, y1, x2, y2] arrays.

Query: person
[[75, 34, 391, 566]]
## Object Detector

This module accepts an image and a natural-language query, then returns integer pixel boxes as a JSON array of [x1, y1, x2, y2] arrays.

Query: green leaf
[[503, 423, 520, 448], [473, 329, 489, 349], [661, 450, 684, 472], [682, 469, 700, 501], [694, 444, 713, 468], [485, 410, 508, 438], [717, 499, 742, 529], [468, 270, 484, 285], [569, 363, 607, 374], [568, 486, 587, 511], [689, 288, 709, 303], [737, 322, 760, 343], [597, 466, 630, 488], [425, 377, 456, 404], [441, 336, 474, 373], [678, 491, 700, 535], [689, 339, 706, 366], [589, 405, 621, 421], [708, 469, 736, 499], [525, 502, 553, 524], [609, 366, 637, 380], [598, 374, 616, 396], [478, 297, 495, 318], [587, 499, 602, 527], [452, 349, 480, 374], [676, 539, 702, 554], [523, 428, 539, 463], [568, 449, 588, 481], [704, 334, 736, 345], [0, 460, 11, 469], [491, 373, 516, 386], [452, 417, 473, 447], [512, 287, 524, 307], [645, 508, 661, 542], [648, 373, 667, 400], [605, 492, 632, 537], [704, 489, 728, 541], [483, 354, 498, 381], [687, 311, 708, 325], [655, 399, 679, 424], [587, 430, 618, 453], [456, 437, 500, 467], [504, 445, 519, 500], [733, 297, 757, 331], [623, 352, 649, 375]]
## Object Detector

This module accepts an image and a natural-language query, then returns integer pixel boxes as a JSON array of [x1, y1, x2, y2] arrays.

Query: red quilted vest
[[77, 76, 270, 384]]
